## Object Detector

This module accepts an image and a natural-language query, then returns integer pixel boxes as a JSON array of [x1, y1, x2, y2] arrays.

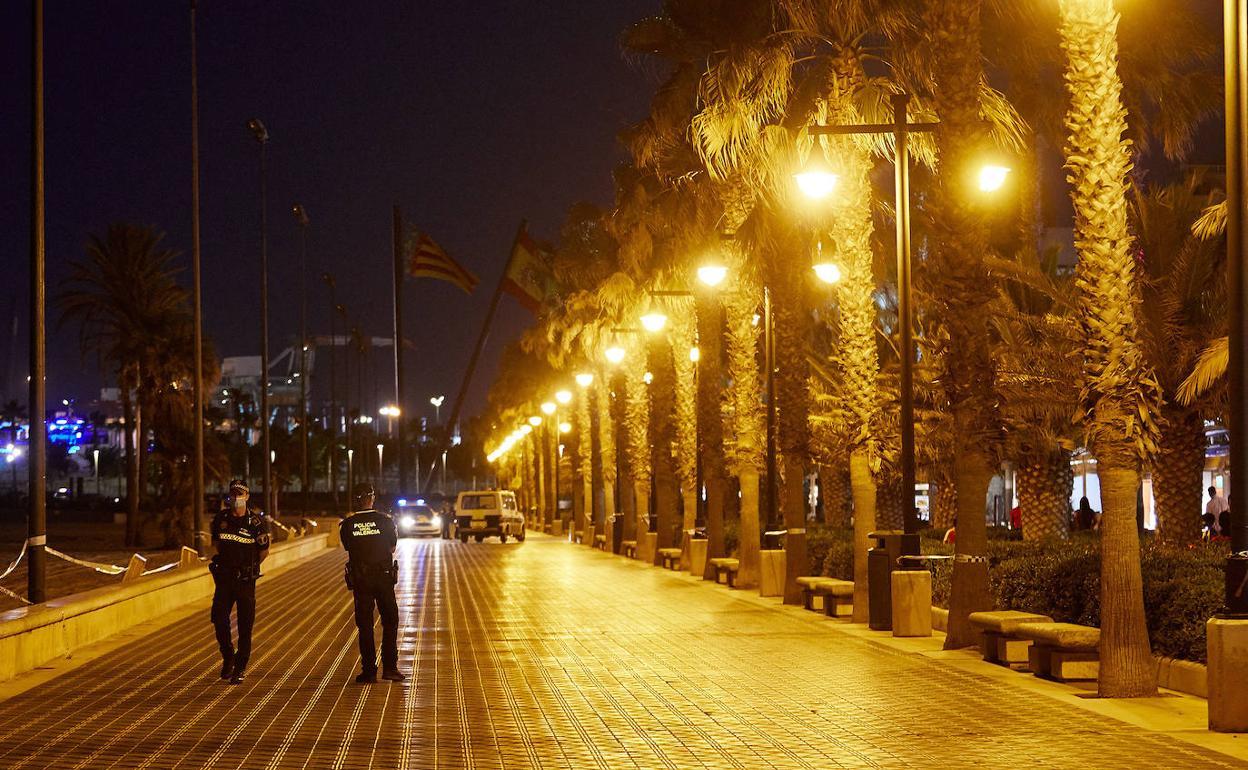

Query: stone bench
[[571, 530, 584, 544], [1015, 621, 1100, 682], [796, 577, 851, 614], [813, 579, 854, 618], [594, 534, 608, 551], [969, 611, 1054, 669], [709, 557, 739, 587], [621, 540, 637, 558], [658, 548, 682, 570]]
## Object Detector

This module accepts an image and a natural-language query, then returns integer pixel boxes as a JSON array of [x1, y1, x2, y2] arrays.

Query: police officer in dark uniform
[[210, 479, 270, 684], [340, 483, 405, 683]]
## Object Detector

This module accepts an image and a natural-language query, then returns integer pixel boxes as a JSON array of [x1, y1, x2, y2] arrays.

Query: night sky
[[0, 1, 657, 424]]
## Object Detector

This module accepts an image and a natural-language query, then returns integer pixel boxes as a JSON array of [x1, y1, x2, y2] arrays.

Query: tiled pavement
[[0, 534, 1240, 769]]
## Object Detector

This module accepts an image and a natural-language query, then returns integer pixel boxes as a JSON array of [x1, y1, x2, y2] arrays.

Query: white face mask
[[233, 497, 247, 512]]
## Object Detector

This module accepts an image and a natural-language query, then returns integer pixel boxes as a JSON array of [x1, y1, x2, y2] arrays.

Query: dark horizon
[[0, 1, 658, 423]]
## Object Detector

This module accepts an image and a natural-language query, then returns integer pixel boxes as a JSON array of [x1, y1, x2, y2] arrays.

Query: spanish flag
[[502, 225, 554, 313], [407, 232, 479, 294]]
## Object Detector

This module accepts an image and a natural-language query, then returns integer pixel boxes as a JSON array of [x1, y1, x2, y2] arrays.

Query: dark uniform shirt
[[212, 510, 271, 568], [340, 509, 397, 566]]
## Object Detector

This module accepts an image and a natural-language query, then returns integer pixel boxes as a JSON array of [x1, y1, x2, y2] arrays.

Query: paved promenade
[[0, 534, 1240, 769]]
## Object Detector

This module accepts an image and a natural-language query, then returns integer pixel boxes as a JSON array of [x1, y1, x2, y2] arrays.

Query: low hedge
[[815, 528, 1226, 664]]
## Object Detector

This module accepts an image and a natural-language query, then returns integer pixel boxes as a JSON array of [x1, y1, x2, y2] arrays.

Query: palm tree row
[[480, 0, 1224, 698]]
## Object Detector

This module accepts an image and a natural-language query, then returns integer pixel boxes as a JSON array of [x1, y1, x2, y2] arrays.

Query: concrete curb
[[0, 534, 331, 682]]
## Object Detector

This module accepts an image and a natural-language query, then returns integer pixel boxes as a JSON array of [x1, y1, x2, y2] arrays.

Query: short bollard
[[1208, 618, 1248, 732], [891, 569, 932, 637]]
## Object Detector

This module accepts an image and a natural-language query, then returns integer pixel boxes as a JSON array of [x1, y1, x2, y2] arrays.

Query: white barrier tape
[[45, 547, 126, 575], [28, 535, 46, 546], [0, 583, 32, 605], [953, 554, 989, 564], [140, 562, 179, 577], [0, 541, 29, 581]]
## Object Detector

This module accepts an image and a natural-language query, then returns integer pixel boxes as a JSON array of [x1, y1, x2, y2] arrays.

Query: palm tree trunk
[[650, 335, 680, 559], [849, 448, 875, 623], [737, 469, 761, 589], [944, 452, 993, 649], [1018, 452, 1074, 541], [818, 464, 851, 528], [1098, 461, 1156, 696], [623, 359, 651, 553], [1153, 405, 1203, 544], [698, 291, 728, 579], [671, 303, 698, 568], [121, 378, 140, 548], [595, 375, 617, 544]]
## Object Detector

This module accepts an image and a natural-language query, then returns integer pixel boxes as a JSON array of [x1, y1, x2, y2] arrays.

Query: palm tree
[[1058, 0, 1164, 698], [58, 224, 186, 547], [1132, 176, 1224, 545]]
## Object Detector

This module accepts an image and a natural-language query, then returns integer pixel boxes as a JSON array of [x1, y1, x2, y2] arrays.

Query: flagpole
[[443, 220, 527, 443], [392, 205, 408, 498]]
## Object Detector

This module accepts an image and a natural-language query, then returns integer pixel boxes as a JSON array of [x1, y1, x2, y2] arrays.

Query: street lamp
[[697, 264, 728, 288], [605, 346, 626, 365], [640, 310, 668, 333], [793, 139, 839, 200], [978, 164, 1011, 192], [540, 401, 556, 416], [555, 389, 572, 405], [528, 415, 542, 427], [575, 372, 594, 388], [812, 239, 842, 285], [377, 443, 385, 493], [430, 395, 445, 424], [247, 116, 273, 519]]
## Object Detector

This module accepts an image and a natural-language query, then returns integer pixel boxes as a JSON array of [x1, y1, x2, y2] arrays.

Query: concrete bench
[[658, 548, 682, 570], [621, 540, 637, 559], [1015, 621, 1100, 682], [813, 579, 854, 618], [796, 577, 847, 613], [571, 530, 584, 544], [594, 534, 607, 551], [969, 611, 1054, 669], [709, 557, 739, 587]]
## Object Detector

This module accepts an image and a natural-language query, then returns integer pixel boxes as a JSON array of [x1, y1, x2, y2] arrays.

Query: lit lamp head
[[689, 346, 700, 362], [519, 424, 533, 435], [794, 139, 839, 200], [640, 310, 668, 333], [528, 415, 542, 427], [559, 421, 572, 434], [605, 346, 626, 365], [811, 238, 841, 285], [643, 371, 654, 385], [555, 389, 572, 404], [540, 401, 556, 416], [575, 372, 594, 388], [697, 264, 728, 288], [978, 164, 1011, 192]]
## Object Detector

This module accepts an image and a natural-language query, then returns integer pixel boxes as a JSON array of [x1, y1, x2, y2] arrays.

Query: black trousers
[[211, 573, 256, 668], [352, 569, 399, 673]]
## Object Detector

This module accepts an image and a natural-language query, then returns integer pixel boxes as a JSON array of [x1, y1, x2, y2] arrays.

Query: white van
[[454, 489, 525, 543]]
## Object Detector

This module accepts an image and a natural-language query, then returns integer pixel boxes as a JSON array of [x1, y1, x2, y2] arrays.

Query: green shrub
[[807, 527, 1228, 663], [806, 527, 850, 576]]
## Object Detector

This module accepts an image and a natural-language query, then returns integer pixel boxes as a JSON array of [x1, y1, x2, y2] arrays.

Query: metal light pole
[[377, 443, 385, 494], [808, 92, 937, 543], [763, 286, 778, 531], [1224, 0, 1248, 613], [247, 118, 272, 517], [323, 274, 338, 513], [293, 204, 310, 517], [392, 206, 408, 499], [189, 0, 206, 554], [28, 0, 47, 604]]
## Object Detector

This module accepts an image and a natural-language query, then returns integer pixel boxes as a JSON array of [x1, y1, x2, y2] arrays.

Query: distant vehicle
[[454, 489, 524, 543], [395, 501, 441, 538]]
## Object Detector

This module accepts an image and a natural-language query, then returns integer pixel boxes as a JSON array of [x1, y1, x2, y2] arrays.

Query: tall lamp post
[[322, 273, 339, 513], [189, 0, 206, 554], [246, 117, 272, 517], [430, 395, 445, 426], [293, 204, 310, 517], [28, 0, 47, 603], [542, 400, 558, 529]]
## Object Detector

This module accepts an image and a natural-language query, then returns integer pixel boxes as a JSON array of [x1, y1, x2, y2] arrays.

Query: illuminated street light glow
[[640, 311, 667, 333], [379, 405, 401, 417], [794, 141, 839, 200], [520, 424, 533, 435], [429, 395, 445, 408], [540, 401, 556, 415], [689, 346, 700, 362], [528, 415, 542, 427], [643, 371, 654, 385], [575, 372, 594, 387], [697, 264, 728, 287], [813, 263, 842, 284], [555, 389, 572, 404], [605, 346, 626, 364], [978, 164, 1011, 192], [559, 422, 572, 433]]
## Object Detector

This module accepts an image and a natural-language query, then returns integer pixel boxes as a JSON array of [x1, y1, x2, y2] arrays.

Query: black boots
[[355, 670, 377, 684], [229, 667, 246, 685], [220, 654, 235, 680], [382, 669, 406, 682]]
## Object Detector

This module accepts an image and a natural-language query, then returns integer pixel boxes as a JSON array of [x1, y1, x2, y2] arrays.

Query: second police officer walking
[[210, 479, 270, 685], [341, 483, 405, 683]]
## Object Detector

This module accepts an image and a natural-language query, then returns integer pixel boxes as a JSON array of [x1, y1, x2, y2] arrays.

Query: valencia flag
[[407, 232, 479, 294], [502, 225, 554, 313]]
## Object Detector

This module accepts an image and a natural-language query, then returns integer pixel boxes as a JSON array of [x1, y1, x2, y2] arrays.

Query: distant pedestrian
[[340, 483, 405, 684], [210, 479, 270, 685], [1009, 505, 1022, 532], [1075, 497, 1096, 531], [1207, 486, 1229, 535]]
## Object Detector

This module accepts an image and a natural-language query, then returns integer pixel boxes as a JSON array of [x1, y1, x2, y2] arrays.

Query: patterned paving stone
[[0, 534, 1239, 768]]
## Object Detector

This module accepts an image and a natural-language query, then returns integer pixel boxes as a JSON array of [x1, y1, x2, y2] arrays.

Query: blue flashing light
[[415, 498, 425, 506], [397, 498, 408, 507]]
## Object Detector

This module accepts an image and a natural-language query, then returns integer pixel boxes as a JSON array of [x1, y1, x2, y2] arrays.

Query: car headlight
[[431, 515, 442, 527], [400, 516, 415, 528]]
